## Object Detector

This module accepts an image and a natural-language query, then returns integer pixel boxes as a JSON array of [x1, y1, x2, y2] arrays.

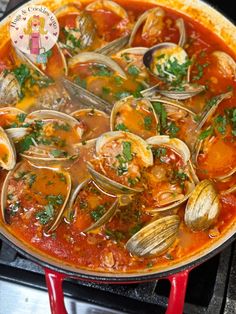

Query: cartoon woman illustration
[[24, 15, 47, 55]]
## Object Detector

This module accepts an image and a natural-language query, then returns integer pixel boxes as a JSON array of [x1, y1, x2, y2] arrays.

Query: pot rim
[[0, 0, 235, 281]]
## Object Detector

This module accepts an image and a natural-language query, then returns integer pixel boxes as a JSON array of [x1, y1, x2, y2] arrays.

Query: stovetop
[[0, 239, 236, 314], [0, 0, 236, 313]]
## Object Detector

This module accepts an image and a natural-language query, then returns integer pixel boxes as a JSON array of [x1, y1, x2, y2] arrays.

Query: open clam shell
[[54, 2, 81, 17], [67, 178, 118, 232], [62, 78, 112, 114], [145, 135, 196, 212], [20, 110, 82, 165], [129, 7, 165, 47], [86, 0, 128, 20], [68, 52, 127, 79], [110, 96, 159, 139], [143, 42, 190, 84], [212, 51, 236, 79], [141, 83, 205, 100], [96, 35, 130, 55], [88, 131, 153, 194], [184, 180, 220, 231], [71, 108, 109, 145], [0, 126, 16, 170], [126, 215, 180, 257], [1, 161, 71, 234], [196, 91, 233, 131]]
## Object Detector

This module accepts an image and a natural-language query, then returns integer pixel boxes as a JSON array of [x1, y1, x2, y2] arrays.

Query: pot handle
[[44, 268, 67, 314], [166, 269, 190, 314]]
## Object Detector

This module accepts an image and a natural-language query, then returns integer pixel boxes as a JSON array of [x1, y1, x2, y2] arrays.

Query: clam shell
[[143, 42, 188, 81], [67, 178, 118, 232], [141, 83, 205, 100], [196, 91, 233, 131], [1, 161, 71, 234], [146, 135, 196, 212], [126, 215, 180, 257], [0, 126, 16, 170], [129, 7, 165, 47], [96, 35, 130, 55], [62, 78, 112, 114], [87, 162, 143, 194], [0, 72, 20, 105], [184, 180, 220, 231], [68, 52, 127, 79], [96, 131, 153, 167], [212, 51, 236, 79], [86, 0, 128, 19], [110, 96, 159, 139]]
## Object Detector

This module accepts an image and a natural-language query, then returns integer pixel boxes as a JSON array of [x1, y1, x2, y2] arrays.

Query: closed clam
[[88, 131, 153, 194], [184, 180, 220, 231], [126, 215, 180, 257], [212, 51, 236, 79], [0, 72, 20, 105]]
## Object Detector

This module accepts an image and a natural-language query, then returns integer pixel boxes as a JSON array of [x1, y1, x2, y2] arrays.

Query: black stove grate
[[0, 239, 235, 314]]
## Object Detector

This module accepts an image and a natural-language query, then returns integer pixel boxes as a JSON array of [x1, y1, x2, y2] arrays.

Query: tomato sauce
[[0, 1, 235, 273]]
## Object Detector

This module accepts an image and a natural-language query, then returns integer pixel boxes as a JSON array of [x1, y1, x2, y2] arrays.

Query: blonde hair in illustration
[[24, 16, 48, 35]]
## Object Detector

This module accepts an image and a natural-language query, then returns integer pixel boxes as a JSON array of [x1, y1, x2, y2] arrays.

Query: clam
[[129, 7, 165, 46], [20, 110, 82, 165], [33, 83, 72, 112], [114, 47, 149, 86], [71, 108, 110, 144], [1, 161, 71, 234], [0, 127, 16, 170], [87, 131, 153, 194], [54, 2, 81, 17], [0, 71, 20, 105], [141, 83, 205, 100], [96, 35, 130, 55], [184, 180, 220, 231], [68, 52, 127, 79], [143, 43, 189, 82], [110, 96, 159, 139], [62, 78, 112, 113], [86, 0, 128, 20], [67, 178, 118, 232], [0, 107, 26, 128], [145, 135, 196, 212], [16, 42, 68, 79], [126, 215, 180, 257], [176, 18, 187, 48], [195, 91, 233, 131], [212, 51, 236, 79]]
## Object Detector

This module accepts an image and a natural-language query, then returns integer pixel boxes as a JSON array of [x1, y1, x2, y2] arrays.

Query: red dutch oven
[[0, 1, 235, 314]]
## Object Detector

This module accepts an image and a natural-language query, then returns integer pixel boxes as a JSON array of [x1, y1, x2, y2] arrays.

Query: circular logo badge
[[10, 5, 59, 56]]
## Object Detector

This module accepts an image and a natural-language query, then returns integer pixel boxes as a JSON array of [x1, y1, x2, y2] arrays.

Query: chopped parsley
[[74, 77, 87, 89], [152, 147, 167, 159], [167, 121, 180, 138], [115, 123, 129, 131], [156, 56, 191, 86], [144, 116, 152, 130], [122, 141, 133, 161], [90, 204, 106, 221], [115, 91, 132, 100], [199, 126, 214, 140], [128, 65, 140, 76], [36, 204, 54, 225], [93, 65, 112, 77], [152, 102, 167, 133], [28, 174, 37, 188]]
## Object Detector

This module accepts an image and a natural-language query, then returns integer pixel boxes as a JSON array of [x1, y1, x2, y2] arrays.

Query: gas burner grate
[[0, 239, 235, 314]]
